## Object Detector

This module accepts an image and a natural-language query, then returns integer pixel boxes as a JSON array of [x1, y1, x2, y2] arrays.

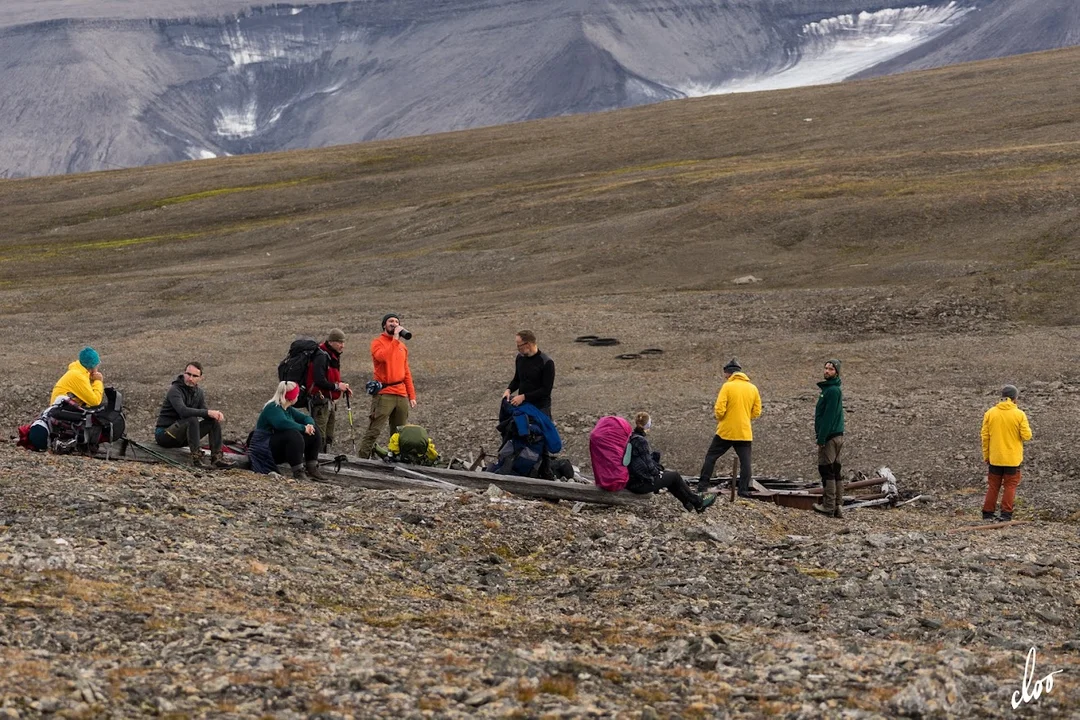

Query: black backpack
[[45, 387, 126, 455], [277, 338, 319, 388]]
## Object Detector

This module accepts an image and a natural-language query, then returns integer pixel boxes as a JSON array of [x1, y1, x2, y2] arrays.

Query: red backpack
[[589, 416, 633, 492]]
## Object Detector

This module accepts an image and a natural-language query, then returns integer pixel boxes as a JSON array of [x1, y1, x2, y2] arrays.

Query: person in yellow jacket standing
[[697, 358, 762, 498], [981, 385, 1032, 522], [50, 346, 105, 407]]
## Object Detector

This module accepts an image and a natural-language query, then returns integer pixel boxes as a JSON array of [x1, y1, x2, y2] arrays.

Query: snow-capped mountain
[[0, 0, 1076, 177]]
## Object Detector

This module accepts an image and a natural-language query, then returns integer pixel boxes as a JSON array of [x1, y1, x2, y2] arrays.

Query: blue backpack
[[488, 400, 549, 477]]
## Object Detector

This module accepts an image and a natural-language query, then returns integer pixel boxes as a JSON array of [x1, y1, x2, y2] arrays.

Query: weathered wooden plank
[[321, 454, 647, 506]]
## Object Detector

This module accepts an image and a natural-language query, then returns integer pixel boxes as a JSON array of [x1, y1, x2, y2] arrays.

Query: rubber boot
[[291, 464, 309, 481], [833, 476, 845, 518], [1000, 511, 1013, 522], [813, 478, 836, 515], [305, 460, 326, 481], [982, 510, 997, 522]]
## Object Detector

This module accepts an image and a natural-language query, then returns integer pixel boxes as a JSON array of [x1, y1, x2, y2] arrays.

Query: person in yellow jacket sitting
[[980, 385, 1033, 522], [697, 358, 762, 497], [50, 346, 105, 407]]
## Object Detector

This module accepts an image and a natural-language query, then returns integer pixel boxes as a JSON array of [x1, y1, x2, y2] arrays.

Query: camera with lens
[[365, 380, 383, 395], [397, 328, 413, 340]]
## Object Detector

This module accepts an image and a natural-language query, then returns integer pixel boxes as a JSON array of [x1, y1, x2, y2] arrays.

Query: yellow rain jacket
[[714, 372, 762, 441], [981, 399, 1032, 467], [50, 360, 104, 407]]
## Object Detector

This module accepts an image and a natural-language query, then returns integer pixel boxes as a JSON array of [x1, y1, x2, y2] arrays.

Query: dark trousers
[[269, 428, 322, 467], [698, 436, 752, 492], [157, 417, 222, 455], [627, 470, 699, 509]]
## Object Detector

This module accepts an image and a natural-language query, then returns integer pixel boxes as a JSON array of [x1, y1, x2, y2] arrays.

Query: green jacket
[[256, 403, 313, 434], [814, 376, 844, 445]]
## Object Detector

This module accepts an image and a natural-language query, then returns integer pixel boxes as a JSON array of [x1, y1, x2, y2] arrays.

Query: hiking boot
[[982, 510, 997, 522], [812, 502, 832, 515], [191, 454, 209, 469], [833, 503, 844, 519], [305, 461, 326, 482], [210, 453, 232, 469], [290, 465, 309, 481], [696, 493, 718, 513], [833, 479, 845, 518], [1000, 511, 1013, 522]]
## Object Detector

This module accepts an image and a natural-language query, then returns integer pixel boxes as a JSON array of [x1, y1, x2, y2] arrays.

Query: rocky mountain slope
[[2, 0, 1079, 176]]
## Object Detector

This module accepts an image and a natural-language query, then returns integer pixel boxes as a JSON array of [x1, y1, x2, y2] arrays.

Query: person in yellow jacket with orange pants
[[697, 358, 762, 497], [50, 346, 105, 407], [981, 385, 1032, 522]]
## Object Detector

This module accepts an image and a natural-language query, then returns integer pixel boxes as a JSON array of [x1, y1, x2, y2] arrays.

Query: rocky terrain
[[3, 0, 1080, 176], [1, 445, 1078, 718], [2, 47, 1080, 716]]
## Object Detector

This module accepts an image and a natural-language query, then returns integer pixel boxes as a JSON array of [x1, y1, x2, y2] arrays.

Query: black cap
[[723, 358, 742, 373]]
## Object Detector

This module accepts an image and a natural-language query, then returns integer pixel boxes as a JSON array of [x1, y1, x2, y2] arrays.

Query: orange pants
[[982, 467, 1021, 514]]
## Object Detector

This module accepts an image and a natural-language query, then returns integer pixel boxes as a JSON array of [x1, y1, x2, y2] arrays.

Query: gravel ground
[[1, 443, 1077, 718]]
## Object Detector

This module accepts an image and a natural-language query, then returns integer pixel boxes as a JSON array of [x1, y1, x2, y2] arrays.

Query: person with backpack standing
[[980, 385, 1033, 522], [502, 330, 555, 417], [308, 328, 351, 453], [358, 313, 416, 458], [154, 361, 230, 469], [628, 412, 717, 512], [812, 359, 846, 517], [50, 346, 105, 407], [696, 358, 762, 497]]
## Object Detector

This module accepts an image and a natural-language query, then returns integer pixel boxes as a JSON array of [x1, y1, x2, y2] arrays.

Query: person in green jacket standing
[[812, 359, 846, 518]]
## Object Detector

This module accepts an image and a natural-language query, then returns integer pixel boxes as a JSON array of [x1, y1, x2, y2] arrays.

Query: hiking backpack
[[277, 338, 320, 390], [389, 424, 439, 465], [588, 416, 633, 491], [491, 412, 547, 478], [40, 387, 126, 456]]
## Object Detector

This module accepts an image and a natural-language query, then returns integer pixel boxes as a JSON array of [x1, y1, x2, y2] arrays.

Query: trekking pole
[[345, 391, 358, 457]]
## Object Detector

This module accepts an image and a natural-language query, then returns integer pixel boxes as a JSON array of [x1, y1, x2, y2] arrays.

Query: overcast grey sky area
[[0, 1, 341, 27]]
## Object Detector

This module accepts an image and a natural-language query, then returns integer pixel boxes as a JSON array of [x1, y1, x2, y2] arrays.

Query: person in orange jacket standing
[[358, 313, 416, 458], [981, 385, 1033, 522]]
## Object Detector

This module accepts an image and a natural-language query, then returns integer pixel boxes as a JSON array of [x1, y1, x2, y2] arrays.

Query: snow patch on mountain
[[682, 3, 975, 96]]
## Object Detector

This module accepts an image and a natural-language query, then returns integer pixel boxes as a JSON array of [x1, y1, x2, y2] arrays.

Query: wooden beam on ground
[[322, 454, 647, 506]]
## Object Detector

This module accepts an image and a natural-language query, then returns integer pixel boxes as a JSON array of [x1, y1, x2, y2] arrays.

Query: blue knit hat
[[78, 346, 100, 370]]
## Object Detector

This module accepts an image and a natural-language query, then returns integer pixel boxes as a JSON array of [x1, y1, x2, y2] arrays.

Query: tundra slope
[[1, 0, 1079, 176]]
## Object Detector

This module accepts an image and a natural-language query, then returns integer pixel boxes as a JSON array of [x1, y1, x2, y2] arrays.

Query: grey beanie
[[826, 359, 841, 376], [723, 358, 742, 373], [327, 328, 346, 343], [1001, 385, 1018, 400]]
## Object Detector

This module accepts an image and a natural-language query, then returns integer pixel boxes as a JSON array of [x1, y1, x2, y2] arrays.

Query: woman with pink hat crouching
[[248, 381, 324, 480]]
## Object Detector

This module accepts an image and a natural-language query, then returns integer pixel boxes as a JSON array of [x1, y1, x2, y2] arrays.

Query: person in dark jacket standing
[[155, 362, 228, 468], [628, 412, 716, 512], [502, 330, 555, 417], [812, 359, 846, 518], [308, 328, 351, 452]]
